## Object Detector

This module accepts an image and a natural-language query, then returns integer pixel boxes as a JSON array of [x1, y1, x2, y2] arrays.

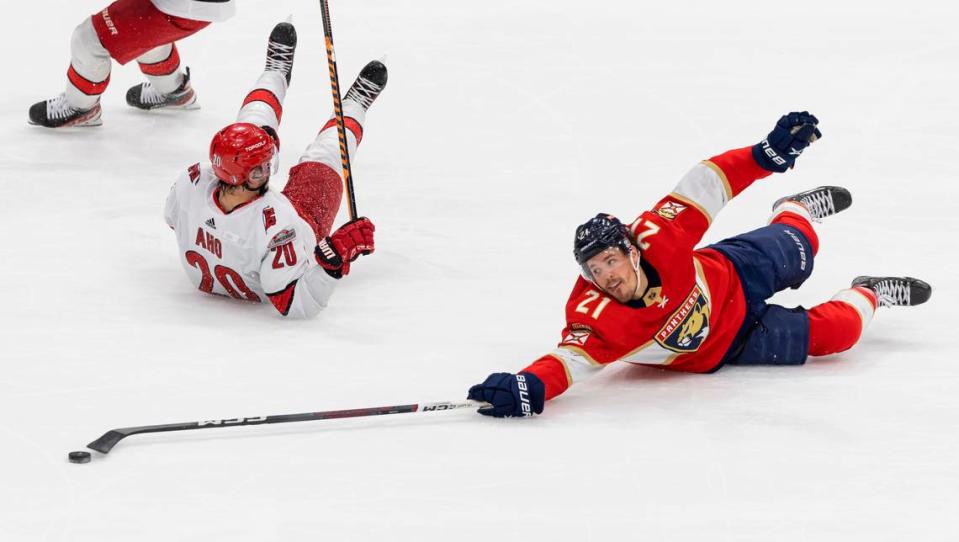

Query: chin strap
[[630, 249, 647, 300]]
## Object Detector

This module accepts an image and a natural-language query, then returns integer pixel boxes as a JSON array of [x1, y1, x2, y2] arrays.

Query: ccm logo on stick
[[198, 417, 267, 426]]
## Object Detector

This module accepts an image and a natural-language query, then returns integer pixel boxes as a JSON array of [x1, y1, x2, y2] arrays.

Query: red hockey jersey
[[522, 147, 772, 400]]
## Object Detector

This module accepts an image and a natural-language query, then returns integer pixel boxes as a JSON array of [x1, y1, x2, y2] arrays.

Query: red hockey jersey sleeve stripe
[[522, 354, 572, 401], [667, 146, 772, 226], [704, 146, 772, 198], [522, 346, 609, 401]]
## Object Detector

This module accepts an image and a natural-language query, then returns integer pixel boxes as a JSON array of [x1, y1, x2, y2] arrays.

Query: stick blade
[[87, 430, 127, 454]]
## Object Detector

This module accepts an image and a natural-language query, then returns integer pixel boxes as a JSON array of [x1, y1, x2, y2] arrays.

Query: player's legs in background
[[126, 43, 198, 110], [29, 0, 210, 128], [283, 60, 387, 239], [28, 17, 109, 128]]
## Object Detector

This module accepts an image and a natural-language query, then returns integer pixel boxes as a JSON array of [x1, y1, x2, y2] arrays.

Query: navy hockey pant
[[709, 223, 815, 367]]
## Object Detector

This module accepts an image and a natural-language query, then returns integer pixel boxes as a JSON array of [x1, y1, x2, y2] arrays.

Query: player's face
[[585, 247, 638, 303], [245, 161, 272, 189]]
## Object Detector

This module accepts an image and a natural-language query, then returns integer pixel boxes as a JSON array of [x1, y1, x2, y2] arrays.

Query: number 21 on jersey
[[629, 218, 660, 250], [576, 290, 612, 319]]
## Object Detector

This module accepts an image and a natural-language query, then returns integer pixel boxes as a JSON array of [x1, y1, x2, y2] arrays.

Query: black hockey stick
[[319, 0, 359, 221], [87, 400, 487, 454]]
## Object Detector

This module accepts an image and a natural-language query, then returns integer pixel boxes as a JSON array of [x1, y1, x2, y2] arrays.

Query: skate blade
[[159, 95, 201, 111], [28, 114, 103, 128]]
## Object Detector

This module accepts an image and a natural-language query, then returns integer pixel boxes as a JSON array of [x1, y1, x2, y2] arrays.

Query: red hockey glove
[[315, 217, 375, 278]]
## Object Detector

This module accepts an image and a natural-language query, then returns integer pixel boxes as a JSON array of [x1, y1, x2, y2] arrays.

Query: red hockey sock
[[807, 287, 878, 356], [771, 208, 819, 255]]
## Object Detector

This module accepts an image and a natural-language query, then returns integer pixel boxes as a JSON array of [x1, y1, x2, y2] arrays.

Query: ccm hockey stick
[[319, 0, 359, 220], [87, 400, 488, 454]]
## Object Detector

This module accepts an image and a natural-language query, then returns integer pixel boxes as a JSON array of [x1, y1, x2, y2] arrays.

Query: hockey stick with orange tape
[[319, 0, 359, 221]]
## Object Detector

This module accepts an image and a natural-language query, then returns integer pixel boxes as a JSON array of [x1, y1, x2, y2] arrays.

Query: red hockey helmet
[[209, 123, 277, 186]]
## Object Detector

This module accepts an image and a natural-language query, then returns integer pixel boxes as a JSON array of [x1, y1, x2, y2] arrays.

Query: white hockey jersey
[[164, 163, 338, 318], [150, 0, 236, 22]]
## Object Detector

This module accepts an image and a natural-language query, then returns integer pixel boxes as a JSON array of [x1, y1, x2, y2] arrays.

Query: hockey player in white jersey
[[164, 21, 386, 318]]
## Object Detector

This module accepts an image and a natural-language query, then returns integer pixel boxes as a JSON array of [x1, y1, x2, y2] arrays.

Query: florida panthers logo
[[655, 285, 711, 352]]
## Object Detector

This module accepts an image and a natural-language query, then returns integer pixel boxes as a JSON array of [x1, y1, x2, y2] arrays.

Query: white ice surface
[[1, 1, 958, 540]]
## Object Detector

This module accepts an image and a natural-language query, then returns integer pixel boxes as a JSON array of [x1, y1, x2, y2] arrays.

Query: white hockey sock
[[768, 200, 814, 225], [298, 101, 368, 172], [833, 287, 878, 329], [236, 71, 288, 134], [136, 44, 184, 95], [65, 18, 111, 110]]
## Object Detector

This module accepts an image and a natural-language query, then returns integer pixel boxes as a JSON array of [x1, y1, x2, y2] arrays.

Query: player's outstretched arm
[[656, 111, 822, 247], [466, 346, 608, 417]]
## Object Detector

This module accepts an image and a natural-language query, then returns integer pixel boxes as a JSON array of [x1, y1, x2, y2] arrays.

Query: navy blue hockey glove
[[752, 111, 822, 173], [467, 372, 545, 418]]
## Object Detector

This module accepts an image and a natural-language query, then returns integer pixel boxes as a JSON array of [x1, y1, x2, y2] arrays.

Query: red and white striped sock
[[807, 287, 878, 356]]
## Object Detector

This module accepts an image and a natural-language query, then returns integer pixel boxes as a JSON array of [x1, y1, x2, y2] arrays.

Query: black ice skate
[[265, 22, 297, 84], [28, 94, 102, 128], [852, 276, 932, 308], [125, 67, 198, 111], [343, 60, 388, 110], [773, 186, 852, 221]]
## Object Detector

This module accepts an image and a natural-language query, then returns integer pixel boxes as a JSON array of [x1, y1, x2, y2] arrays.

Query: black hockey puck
[[68, 451, 91, 464]]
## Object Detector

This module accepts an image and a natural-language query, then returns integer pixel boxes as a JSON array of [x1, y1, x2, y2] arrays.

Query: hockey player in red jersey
[[29, 0, 236, 128], [468, 112, 933, 417], [164, 21, 386, 318]]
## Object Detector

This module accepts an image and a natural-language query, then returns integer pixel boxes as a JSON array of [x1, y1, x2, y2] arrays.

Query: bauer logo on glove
[[752, 111, 822, 173]]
